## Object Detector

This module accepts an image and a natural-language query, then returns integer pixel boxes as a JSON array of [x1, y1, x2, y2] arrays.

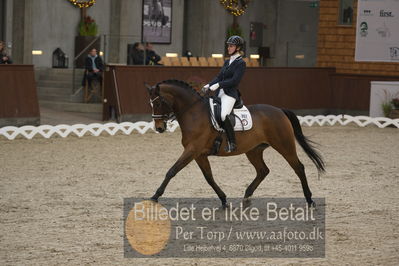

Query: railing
[[1, 115, 398, 140]]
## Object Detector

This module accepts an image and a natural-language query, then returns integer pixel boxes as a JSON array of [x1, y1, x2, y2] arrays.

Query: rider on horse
[[202, 35, 246, 153]]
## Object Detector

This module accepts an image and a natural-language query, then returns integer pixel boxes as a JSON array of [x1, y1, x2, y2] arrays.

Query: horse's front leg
[[195, 155, 227, 208], [151, 148, 196, 202]]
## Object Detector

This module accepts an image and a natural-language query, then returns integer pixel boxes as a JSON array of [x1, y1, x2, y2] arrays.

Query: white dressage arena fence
[[0, 115, 398, 140]]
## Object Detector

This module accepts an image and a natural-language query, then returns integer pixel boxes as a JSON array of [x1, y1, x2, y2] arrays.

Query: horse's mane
[[157, 79, 203, 98]]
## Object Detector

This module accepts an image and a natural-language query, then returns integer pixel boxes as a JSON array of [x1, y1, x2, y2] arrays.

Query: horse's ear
[[155, 84, 160, 94], [144, 83, 152, 94]]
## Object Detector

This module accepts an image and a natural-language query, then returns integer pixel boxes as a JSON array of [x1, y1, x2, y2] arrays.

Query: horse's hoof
[[150, 197, 158, 203], [222, 202, 228, 209], [242, 198, 252, 208], [308, 200, 316, 209]]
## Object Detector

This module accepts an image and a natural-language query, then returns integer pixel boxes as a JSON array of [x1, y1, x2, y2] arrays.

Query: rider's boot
[[222, 117, 237, 153]]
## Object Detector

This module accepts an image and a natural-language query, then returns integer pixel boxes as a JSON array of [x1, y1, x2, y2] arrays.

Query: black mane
[[157, 79, 203, 98]]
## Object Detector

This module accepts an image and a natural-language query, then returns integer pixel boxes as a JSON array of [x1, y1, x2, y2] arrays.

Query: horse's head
[[145, 83, 174, 133]]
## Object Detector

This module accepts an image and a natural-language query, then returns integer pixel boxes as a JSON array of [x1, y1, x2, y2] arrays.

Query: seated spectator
[[0, 41, 13, 64], [145, 42, 162, 65], [83, 48, 103, 87], [128, 42, 146, 65]]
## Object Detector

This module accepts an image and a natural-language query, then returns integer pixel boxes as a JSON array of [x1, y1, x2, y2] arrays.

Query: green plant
[[382, 102, 393, 117], [78, 16, 98, 36], [381, 89, 394, 117], [226, 23, 242, 38]]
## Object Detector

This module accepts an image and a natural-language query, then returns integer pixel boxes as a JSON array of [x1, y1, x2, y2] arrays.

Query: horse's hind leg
[[272, 138, 314, 206], [288, 157, 314, 207], [244, 144, 270, 200], [195, 155, 227, 208]]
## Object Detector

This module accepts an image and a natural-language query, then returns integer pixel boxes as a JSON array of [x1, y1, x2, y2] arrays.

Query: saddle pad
[[209, 98, 253, 132]]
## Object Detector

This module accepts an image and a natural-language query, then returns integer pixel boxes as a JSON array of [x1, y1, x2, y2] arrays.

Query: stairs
[[35, 68, 102, 114]]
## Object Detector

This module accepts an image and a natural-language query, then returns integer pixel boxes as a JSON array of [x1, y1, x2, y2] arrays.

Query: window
[[338, 0, 354, 25]]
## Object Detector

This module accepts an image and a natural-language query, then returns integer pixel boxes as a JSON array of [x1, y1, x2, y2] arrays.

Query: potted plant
[[389, 97, 399, 119], [74, 15, 100, 68], [382, 101, 393, 117], [78, 16, 98, 36]]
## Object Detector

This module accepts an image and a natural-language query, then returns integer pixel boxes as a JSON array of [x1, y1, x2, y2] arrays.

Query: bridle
[[149, 92, 205, 122], [149, 95, 175, 121]]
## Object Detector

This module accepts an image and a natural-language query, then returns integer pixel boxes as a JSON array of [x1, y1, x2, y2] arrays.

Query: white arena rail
[[0, 115, 398, 140]]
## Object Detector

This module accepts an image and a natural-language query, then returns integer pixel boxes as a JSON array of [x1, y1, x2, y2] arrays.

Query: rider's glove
[[210, 83, 220, 91], [201, 84, 210, 93]]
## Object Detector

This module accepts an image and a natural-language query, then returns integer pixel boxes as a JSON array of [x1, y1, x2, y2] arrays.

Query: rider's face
[[89, 49, 97, 56], [227, 44, 237, 55]]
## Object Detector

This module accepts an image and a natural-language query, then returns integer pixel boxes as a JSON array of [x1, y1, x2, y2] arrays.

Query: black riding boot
[[222, 117, 236, 153]]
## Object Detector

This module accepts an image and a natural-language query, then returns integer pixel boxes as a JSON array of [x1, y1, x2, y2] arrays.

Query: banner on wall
[[355, 0, 399, 62]]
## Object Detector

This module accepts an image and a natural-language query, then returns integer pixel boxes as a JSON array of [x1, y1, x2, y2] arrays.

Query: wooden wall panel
[[103, 66, 336, 120], [0, 65, 40, 125], [103, 66, 399, 120], [331, 73, 399, 110]]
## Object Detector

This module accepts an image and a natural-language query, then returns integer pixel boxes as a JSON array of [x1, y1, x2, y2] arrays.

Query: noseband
[[150, 95, 175, 120]]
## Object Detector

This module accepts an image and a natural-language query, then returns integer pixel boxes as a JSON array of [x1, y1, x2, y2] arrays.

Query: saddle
[[208, 96, 253, 132]]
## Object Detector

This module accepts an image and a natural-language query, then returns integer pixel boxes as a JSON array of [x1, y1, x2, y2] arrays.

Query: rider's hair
[[234, 46, 244, 56]]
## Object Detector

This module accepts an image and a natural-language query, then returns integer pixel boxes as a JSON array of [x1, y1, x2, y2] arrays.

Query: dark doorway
[[0, 0, 5, 41]]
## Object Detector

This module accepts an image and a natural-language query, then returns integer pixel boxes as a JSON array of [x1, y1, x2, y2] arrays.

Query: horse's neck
[[170, 90, 199, 112], [162, 87, 205, 124]]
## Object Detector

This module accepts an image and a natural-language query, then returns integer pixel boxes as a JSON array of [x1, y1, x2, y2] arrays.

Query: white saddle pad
[[209, 98, 253, 132]]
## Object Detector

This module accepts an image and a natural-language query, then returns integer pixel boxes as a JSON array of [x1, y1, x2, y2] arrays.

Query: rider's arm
[[218, 60, 246, 89], [209, 70, 222, 86], [209, 60, 228, 86]]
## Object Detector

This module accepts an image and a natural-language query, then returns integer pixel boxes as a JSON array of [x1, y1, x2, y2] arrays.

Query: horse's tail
[[282, 109, 326, 174]]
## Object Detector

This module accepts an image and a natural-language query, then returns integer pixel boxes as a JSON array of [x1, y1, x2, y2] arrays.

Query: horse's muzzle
[[156, 127, 165, 133], [155, 121, 167, 133]]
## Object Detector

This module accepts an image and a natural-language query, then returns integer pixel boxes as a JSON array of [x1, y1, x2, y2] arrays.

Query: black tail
[[282, 109, 326, 174]]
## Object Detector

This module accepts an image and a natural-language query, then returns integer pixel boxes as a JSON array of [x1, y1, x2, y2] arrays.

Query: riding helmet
[[226, 35, 244, 49]]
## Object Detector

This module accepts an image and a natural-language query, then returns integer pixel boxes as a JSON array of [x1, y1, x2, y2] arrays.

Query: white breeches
[[218, 89, 236, 121]]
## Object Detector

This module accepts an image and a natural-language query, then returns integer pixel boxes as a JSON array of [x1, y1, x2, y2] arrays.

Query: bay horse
[[146, 80, 325, 208]]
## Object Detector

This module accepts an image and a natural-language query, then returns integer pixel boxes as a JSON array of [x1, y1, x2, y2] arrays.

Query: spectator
[[0, 41, 13, 64], [83, 48, 103, 87], [145, 42, 161, 65], [128, 42, 146, 65]]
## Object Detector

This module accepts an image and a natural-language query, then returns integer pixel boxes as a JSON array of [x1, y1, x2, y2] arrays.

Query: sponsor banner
[[355, 0, 399, 62], [123, 197, 325, 258]]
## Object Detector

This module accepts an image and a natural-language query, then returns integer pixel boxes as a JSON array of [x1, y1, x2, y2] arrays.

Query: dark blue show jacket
[[209, 56, 246, 101]]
